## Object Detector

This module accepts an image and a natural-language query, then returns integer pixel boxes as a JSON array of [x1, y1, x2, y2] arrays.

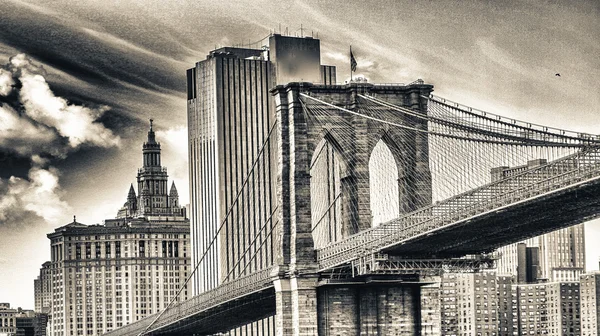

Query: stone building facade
[[39, 125, 190, 336]]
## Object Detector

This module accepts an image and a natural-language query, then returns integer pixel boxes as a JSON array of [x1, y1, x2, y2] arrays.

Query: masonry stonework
[[271, 82, 433, 335]]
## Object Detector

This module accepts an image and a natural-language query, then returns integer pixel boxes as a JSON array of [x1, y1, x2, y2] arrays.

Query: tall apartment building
[[496, 275, 515, 336], [440, 271, 499, 336], [546, 282, 581, 336], [512, 282, 548, 335], [186, 34, 336, 295], [40, 124, 190, 336], [440, 273, 459, 336], [580, 272, 600, 336], [507, 281, 581, 336], [493, 159, 586, 282]]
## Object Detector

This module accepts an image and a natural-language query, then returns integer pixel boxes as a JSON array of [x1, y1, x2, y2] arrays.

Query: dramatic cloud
[[0, 53, 121, 230], [0, 68, 14, 95], [5, 54, 120, 150], [0, 104, 61, 158], [0, 166, 70, 228]]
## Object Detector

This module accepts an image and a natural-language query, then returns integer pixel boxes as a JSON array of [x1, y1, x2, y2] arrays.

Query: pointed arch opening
[[369, 139, 400, 227], [310, 137, 345, 249]]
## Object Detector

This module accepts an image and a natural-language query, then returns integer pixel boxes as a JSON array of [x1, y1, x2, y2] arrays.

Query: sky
[[0, 0, 598, 308]]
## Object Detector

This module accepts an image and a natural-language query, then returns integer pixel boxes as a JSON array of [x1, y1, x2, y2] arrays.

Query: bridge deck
[[387, 174, 600, 255], [317, 148, 600, 270], [104, 268, 275, 336]]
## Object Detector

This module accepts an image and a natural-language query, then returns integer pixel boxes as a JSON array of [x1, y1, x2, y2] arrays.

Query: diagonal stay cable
[[223, 206, 279, 282], [138, 120, 278, 336]]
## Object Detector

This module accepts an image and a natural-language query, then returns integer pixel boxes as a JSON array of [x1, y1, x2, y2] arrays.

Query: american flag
[[350, 47, 357, 72]]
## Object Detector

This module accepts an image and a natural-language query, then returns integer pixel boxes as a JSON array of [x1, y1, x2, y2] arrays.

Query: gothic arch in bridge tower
[[309, 134, 349, 249], [369, 138, 400, 227]]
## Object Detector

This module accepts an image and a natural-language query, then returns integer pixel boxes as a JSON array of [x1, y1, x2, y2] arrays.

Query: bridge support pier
[[317, 283, 421, 335], [275, 276, 319, 336]]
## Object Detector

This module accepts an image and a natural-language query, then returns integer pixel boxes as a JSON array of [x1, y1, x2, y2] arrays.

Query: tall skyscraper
[[186, 34, 337, 295], [40, 124, 190, 336], [493, 160, 586, 282]]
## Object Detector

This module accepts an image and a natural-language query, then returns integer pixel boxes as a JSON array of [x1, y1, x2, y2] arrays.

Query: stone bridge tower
[[271, 81, 434, 335]]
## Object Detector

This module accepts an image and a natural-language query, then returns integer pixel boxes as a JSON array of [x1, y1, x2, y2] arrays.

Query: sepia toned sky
[[0, 0, 599, 308]]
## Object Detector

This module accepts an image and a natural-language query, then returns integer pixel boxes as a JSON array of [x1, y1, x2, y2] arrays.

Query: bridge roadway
[[106, 148, 600, 335], [317, 147, 600, 270], [103, 268, 275, 336]]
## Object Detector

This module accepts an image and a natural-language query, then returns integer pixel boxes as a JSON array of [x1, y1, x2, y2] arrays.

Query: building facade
[[40, 125, 190, 336], [496, 275, 515, 336], [512, 282, 548, 335], [580, 272, 600, 336], [440, 271, 499, 336], [45, 219, 190, 336]]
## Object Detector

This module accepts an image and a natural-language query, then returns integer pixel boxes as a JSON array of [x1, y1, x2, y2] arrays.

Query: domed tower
[[136, 119, 169, 216], [114, 119, 187, 220]]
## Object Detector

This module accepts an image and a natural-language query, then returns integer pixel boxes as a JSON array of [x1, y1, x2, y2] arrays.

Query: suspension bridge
[[105, 81, 600, 335]]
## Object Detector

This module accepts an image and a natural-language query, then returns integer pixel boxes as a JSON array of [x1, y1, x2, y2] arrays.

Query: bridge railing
[[104, 267, 275, 336], [316, 147, 600, 270]]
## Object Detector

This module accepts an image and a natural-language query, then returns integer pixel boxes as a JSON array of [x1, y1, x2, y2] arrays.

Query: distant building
[[440, 273, 459, 336], [40, 124, 190, 336], [34, 262, 52, 314], [440, 271, 499, 336], [493, 160, 586, 283], [546, 282, 581, 336], [508, 281, 581, 336], [0, 304, 18, 335], [580, 272, 600, 336], [496, 275, 515, 336], [512, 282, 548, 335], [115, 119, 186, 220]]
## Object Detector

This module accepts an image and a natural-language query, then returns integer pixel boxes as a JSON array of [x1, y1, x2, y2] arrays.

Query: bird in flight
[[555, 73, 561, 77]]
